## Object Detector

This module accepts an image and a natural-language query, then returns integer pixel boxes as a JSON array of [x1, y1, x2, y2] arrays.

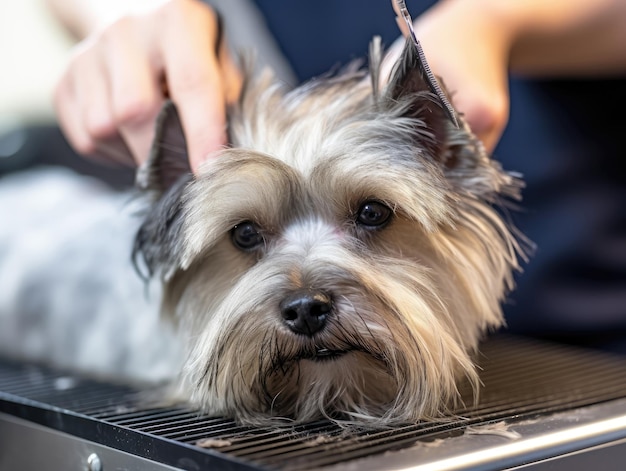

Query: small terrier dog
[[0, 38, 523, 427], [132, 37, 524, 425]]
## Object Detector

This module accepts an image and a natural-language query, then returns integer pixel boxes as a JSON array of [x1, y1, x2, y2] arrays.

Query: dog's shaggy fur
[[0, 38, 524, 426], [132, 38, 524, 425]]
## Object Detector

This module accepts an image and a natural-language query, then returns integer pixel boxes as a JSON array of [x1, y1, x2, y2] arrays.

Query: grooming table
[[2, 335, 626, 471]]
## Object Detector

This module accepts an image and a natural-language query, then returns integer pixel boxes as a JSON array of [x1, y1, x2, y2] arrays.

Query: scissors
[[392, 0, 459, 127]]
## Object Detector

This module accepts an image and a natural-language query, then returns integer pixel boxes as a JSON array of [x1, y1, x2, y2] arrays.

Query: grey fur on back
[[0, 168, 182, 382]]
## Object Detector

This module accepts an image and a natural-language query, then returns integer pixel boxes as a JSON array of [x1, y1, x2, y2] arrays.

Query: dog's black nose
[[280, 289, 332, 336]]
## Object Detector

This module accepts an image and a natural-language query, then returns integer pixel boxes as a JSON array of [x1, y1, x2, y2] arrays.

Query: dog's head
[[133, 38, 524, 425]]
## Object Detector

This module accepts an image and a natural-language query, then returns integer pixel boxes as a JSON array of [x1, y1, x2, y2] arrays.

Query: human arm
[[395, 0, 626, 151]]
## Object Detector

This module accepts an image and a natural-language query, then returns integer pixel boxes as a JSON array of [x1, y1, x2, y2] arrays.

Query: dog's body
[[0, 39, 524, 426]]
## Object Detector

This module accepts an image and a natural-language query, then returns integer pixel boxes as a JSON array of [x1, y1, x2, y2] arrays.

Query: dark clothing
[[498, 79, 626, 352], [254, 0, 421, 82]]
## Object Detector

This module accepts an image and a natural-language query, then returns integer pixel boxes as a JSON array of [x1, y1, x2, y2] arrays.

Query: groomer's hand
[[54, 0, 242, 173]]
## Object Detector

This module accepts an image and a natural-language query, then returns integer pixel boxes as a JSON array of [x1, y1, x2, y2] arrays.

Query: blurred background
[[0, 0, 134, 188], [0, 0, 73, 134]]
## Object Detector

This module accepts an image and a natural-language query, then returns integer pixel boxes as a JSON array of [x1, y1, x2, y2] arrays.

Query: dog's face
[[134, 39, 523, 425]]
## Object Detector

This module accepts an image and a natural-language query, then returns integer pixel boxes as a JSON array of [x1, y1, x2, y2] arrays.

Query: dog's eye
[[231, 221, 264, 250], [356, 201, 392, 228]]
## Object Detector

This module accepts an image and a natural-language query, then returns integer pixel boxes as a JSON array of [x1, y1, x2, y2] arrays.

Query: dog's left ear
[[135, 100, 192, 195], [384, 39, 452, 159]]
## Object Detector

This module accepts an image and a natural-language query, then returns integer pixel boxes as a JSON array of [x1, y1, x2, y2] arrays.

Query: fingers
[[53, 0, 241, 174], [54, 19, 159, 167], [55, 40, 97, 156], [102, 17, 164, 166], [158, 0, 230, 173], [218, 35, 244, 109], [456, 94, 509, 154]]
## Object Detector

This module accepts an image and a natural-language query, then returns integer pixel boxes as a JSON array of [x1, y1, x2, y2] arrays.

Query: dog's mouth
[[300, 348, 353, 363], [314, 348, 349, 361]]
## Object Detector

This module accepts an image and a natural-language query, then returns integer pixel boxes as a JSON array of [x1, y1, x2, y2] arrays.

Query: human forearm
[[395, 0, 626, 151], [462, 0, 626, 76]]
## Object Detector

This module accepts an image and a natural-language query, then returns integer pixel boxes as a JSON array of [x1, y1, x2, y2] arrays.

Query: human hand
[[54, 0, 242, 173]]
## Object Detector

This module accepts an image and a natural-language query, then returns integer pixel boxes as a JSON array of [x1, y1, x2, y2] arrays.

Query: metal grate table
[[2, 334, 626, 470]]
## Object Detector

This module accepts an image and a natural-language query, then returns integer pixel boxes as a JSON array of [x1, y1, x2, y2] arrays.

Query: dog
[[0, 37, 524, 426]]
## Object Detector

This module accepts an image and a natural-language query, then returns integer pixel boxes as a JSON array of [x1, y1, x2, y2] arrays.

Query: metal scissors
[[392, 0, 459, 127]]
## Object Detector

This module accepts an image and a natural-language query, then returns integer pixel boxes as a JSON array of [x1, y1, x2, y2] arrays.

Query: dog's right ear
[[135, 100, 192, 196], [133, 101, 192, 280]]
